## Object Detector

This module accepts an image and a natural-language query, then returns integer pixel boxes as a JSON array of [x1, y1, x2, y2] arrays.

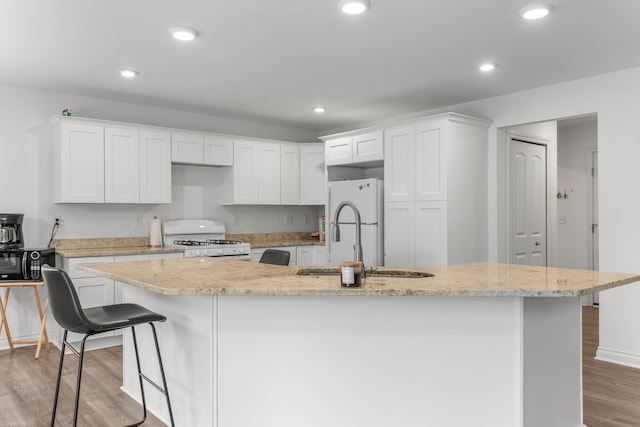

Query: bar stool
[[41, 265, 175, 427], [259, 249, 291, 265]]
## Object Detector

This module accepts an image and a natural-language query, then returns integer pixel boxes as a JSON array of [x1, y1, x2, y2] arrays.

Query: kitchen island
[[79, 258, 640, 427]]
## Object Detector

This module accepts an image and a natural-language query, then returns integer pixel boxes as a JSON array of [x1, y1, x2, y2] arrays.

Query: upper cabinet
[[325, 131, 383, 166], [230, 139, 281, 204], [299, 143, 325, 205], [53, 118, 171, 204], [171, 132, 233, 166], [281, 143, 300, 205]]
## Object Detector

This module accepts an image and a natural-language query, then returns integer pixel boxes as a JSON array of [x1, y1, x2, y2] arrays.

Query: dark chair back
[[41, 265, 93, 334], [259, 249, 290, 265]]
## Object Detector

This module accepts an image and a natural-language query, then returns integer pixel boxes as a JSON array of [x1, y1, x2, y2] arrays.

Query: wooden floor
[[0, 344, 165, 426], [1, 307, 640, 426]]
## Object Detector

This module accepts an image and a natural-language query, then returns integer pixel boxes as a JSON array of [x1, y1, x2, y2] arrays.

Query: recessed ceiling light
[[169, 27, 199, 41], [313, 106, 326, 113], [338, 0, 370, 15], [479, 63, 497, 72], [120, 69, 139, 78], [520, 4, 552, 20]]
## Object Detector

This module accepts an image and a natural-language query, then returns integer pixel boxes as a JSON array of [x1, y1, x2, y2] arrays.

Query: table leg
[[0, 288, 14, 351], [33, 286, 50, 359]]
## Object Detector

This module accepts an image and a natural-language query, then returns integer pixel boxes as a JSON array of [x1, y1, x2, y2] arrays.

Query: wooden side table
[[0, 281, 50, 359]]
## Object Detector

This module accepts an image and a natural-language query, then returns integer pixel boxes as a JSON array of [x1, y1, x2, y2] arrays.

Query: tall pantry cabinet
[[383, 113, 489, 267]]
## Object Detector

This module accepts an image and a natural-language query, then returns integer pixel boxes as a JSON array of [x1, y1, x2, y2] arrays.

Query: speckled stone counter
[[78, 258, 640, 297], [100, 259, 640, 426], [51, 237, 183, 257], [226, 232, 325, 248]]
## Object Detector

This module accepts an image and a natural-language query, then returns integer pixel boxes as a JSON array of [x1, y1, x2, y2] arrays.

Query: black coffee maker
[[0, 213, 24, 248]]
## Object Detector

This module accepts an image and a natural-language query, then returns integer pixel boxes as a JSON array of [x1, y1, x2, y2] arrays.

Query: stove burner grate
[[173, 239, 243, 246]]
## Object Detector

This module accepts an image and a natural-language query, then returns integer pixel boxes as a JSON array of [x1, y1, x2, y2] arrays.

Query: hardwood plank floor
[[0, 344, 165, 426], [1, 307, 639, 426]]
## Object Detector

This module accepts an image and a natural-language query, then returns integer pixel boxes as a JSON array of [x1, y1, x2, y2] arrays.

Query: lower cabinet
[[384, 201, 448, 267], [57, 252, 183, 347]]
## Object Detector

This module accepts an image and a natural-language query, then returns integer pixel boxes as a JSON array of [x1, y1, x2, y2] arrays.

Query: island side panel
[[217, 296, 522, 427], [121, 284, 215, 426], [523, 297, 583, 427]]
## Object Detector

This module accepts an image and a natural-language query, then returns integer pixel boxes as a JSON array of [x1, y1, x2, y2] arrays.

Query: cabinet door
[[384, 202, 415, 267], [415, 120, 447, 201], [300, 143, 326, 205], [325, 137, 352, 166], [171, 133, 203, 164], [352, 131, 383, 164], [414, 201, 448, 266], [105, 127, 140, 203], [258, 142, 281, 204], [384, 126, 414, 202], [296, 246, 313, 266], [67, 276, 116, 341], [203, 136, 234, 166], [233, 140, 259, 204], [280, 144, 300, 205], [57, 122, 105, 203], [140, 131, 172, 203], [312, 245, 327, 266]]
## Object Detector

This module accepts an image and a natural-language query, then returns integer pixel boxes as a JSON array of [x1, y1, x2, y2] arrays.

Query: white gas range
[[162, 219, 251, 260]]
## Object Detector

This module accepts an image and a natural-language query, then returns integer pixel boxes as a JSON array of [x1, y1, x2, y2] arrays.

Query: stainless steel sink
[[296, 267, 433, 279]]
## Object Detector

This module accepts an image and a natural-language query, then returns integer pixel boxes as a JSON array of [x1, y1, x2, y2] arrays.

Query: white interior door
[[509, 139, 547, 266]]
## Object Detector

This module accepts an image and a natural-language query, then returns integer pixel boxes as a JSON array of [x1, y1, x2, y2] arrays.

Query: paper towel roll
[[150, 216, 162, 247]]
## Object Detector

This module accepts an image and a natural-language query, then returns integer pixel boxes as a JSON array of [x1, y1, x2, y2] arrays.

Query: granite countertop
[[78, 258, 640, 297], [51, 237, 184, 258], [226, 232, 325, 248]]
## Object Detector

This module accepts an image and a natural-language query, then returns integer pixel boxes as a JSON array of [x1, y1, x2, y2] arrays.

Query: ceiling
[[2, 1, 639, 134]]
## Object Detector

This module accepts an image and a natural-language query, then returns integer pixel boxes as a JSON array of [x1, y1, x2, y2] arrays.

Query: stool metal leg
[[72, 334, 90, 427], [50, 330, 68, 427], [150, 322, 175, 427], [127, 325, 148, 427]]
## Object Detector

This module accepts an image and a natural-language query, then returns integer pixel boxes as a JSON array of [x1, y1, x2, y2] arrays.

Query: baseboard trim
[[595, 346, 640, 369]]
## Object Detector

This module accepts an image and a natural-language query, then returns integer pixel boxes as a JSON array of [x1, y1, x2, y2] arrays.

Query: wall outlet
[[285, 215, 294, 225], [136, 216, 144, 229], [303, 214, 310, 225], [559, 214, 567, 224]]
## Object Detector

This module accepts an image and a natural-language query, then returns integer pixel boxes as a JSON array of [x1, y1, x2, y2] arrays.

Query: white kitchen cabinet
[[296, 245, 327, 266], [171, 133, 204, 164], [105, 127, 140, 203], [139, 131, 172, 203], [258, 142, 281, 204], [53, 121, 105, 203], [53, 118, 172, 204], [204, 135, 233, 166], [383, 113, 489, 266], [280, 144, 300, 205], [230, 140, 281, 204], [172, 132, 234, 166], [300, 143, 326, 205], [325, 131, 383, 166]]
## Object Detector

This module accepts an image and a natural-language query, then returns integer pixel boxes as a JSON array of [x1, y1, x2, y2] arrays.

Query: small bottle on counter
[[340, 261, 363, 287]]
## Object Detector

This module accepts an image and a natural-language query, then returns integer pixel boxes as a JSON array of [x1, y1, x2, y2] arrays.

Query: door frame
[[497, 126, 558, 265]]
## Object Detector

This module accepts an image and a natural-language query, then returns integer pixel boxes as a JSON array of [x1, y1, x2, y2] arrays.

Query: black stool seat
[[259, 248, 290, 265], [42, 265, 175, 427], [81, 304, 166, 333]]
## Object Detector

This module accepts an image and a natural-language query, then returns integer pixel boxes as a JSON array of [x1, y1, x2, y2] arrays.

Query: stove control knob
[[217, 248, 224, 255]]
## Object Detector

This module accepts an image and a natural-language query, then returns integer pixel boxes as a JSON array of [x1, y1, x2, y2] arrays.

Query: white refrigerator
[[327, 178, 384, 267]]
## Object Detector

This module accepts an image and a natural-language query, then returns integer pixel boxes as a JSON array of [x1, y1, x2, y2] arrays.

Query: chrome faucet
[[332, 201, 364, 265]]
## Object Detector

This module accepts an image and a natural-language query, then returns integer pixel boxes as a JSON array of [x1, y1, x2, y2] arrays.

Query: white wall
[[556, 121, 597, 270], [0, 83, 321, 247]]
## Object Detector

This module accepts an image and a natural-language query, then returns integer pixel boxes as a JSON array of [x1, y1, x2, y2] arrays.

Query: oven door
[[0, 250, 26, 280]]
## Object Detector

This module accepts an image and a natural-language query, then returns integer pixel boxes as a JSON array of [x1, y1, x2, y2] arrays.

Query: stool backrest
[[41, 265, 93, 333], [259, 249, 290, 266]]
